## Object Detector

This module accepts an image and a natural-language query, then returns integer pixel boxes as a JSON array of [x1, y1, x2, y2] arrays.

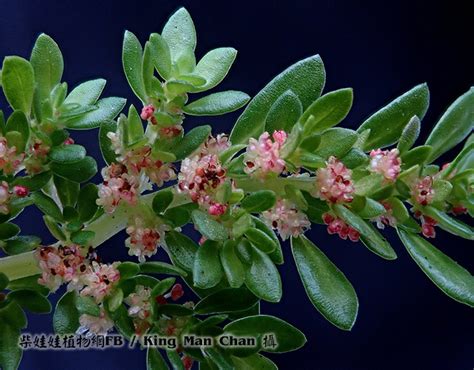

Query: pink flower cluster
[[35, 245, 121, 303], [412, 176, 435, 206], [178, 136, 230, 215], [372, 201, 397, 229], [97, 163, 139, 213], [323, 212, 360, 242], [0, 137, 24, 175], [125, 217, 168, 262], [24, 139, 50, 174], [77, 308, 114, 337], [244, 131, 287, 178], [262, 199, 311, 240], [125, 285, 152, 321], [315, 156, 355, 203], [369, 148, 401, 182], [415, 211, 438, 238], [0, 182, 29, 215]]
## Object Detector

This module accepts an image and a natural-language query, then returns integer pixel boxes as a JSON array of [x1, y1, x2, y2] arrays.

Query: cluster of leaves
[[1, 7, 473, 370]]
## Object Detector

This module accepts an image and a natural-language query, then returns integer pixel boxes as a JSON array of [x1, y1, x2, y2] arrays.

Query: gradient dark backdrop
[[0, 0, 472, 369]]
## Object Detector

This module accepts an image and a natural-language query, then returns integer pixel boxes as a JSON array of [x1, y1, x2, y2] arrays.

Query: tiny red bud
[[141, 105, 155, 120], [170, 284, 184, 301], [155, 295, 167, 305], [13, 185, 29, 197], [64, 138, 75, 145], [182, 356, 193, 370]]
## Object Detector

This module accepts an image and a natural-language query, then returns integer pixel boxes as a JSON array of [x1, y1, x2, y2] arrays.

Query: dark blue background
[[1, 0, 472, 369]]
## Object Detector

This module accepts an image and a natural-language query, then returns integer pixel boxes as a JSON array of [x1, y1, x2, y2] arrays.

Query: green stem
[[234, 175, 315, 194]]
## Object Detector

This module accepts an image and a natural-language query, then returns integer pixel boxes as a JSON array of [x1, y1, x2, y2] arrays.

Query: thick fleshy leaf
[[30, 34, 63, 106], [64, 97, 126, 129], [152, 190, 174, 214], [291, 235, 358, 330], [241, 190, 276, 213], [139, 261, 187, 277], [31, 192, 63, 221], [149, 33, 172, 80], [193, 47, 237, 92], [194, 287, 259, 314], [2, 56, 35, 113], [5, 111, 29, 150], [251, 216, 283, 264], [425, 87, 474, 162], [301, 88, 353, 134], [0, 320, 22, 370], [183, 91, 250, 116], [398, 229, 474, 307], [50, 156, 97, 183], [49, 144, 86, 163], [401, 145, 432, 168], [0, 272, 8, 290], [77, 183, 99, 222], [75, 295, 100, 317], [164, 230, 198, 272], [314, 128, 358, 159], [64, 79, 106, 106], [147, 347, 169, 370], [8, 289, 52, 313], [423, 206, 474, 240], [244, 228, 277, 254], [357, 84, 430, 150], [244, 245, 282, 302], [334, 204, 397, 260], [230, 55, 325, 144], [170, 125, 211, 160], [223, 315, 306, 355], [0, 223, 20, 240], [232, 354, 277, 370], [442, 142, 474, 178], [397, 115, 420, 154], [123, 30, 146, 101], [193, 240, 224, 289], [265, 90, 303, 133], [99, 119, 118, 165], [191, 210, 228, 241], [220, 240, 245, 288], [53, 291, 80, 334], [162, 8, 196, 67]]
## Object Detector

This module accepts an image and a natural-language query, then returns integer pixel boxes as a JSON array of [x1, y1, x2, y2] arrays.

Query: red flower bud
[[13, 185, 29, 197], [170, 284, 184, 301]]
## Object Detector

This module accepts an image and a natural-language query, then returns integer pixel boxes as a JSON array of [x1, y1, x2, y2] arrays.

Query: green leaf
[[107, 288, 124, 312], [230, 55, 326, 144], [232, 354, 277, 370], [53, 291, 80, 334], [191, 210, 228, 241], [0, 320, 22, 370], [193, 48, 237, 92], [12, 170, 52, 192], [398, 229, 474, 307], [43, 215, 66, 241], [31, 192, 63, 220], [99, 119, 118, 165], [291, 235, 358, 330], [2, 56, 35, 113], [139, 262, 187, 277], [171, 125, 211, 160], [77, 183, 99, 222], [64, 78, 106, 106], [149, 33, 172, 80], [147, 347, 169, 370], [163, 203, 197, 228], [64, 97, 126, 129], [183, 91, 250, 116], [165, 230, 198, 272], [265, 90, 303, 133], [0, 301, 27, 329], [357, 198, 386, 219], [204, 348, 234, 370], [152, 190, 174, 214], [244, 228, 277, 254], [162, 8, 196, 68], [50, 156, 97, 183], [314, 128, 358, 159], [251, 216, 283, 265], [123, 30, 146, 101], [334, 204, 397, 260], [241, 190, 277, 213], [442, 142, 474, 178], [166, 350, 185, 370], [70, 230, 95, 245], [75, 295, 100, 316], [423, 206, 474, 240], [193, 240, 224, 289], [426, 87, 474, 162], [220, 240, 245, 288], [8, 289, 52, 313], [30, 34, 63, 106], [223, 315, 306, 355], [49, 144, 86, 163], [5, 111, 29, 150], [6, 275, 48, 295], [244, 245, 282, 303], [0, 223, 20, 240], [301, 88, 353, 134], [3, 235, 41, 255], [401, 145, 432, 168], [357, 83, 430, 150], [194, 287, 259, 315], [0, 272, 9, 291], [397, 115, 420, 154]]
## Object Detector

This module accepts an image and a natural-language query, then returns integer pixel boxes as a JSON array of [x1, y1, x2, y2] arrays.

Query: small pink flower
[[160, 125, 182, 137], [0, 181, 11, 215], [243, 131, 287, 178], [124, 285, 152, 320], [262, 199, 311, 240], [24, 139, 50, 174], [322, 212, 360, 242], [315, 156, 355, 203], [80, 262, 120, 303], [372, 201, 397, 229], [208, 202, 227, 216], [412, 176, 435, 206], [140, 104, 155, 121], [77, 308, 114, 337], [125, 217, 166, 262], [0, 137, 24, 175], [13, 185, 29, 197], [200, 134, 231, 156], [415, 212, 437, 238], [369, 148, 401, 182], [64, 138, 75, 145]]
